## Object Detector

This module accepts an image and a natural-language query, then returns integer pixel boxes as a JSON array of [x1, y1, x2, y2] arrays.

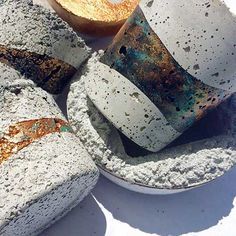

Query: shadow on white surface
[[42, 194, 107, 236], [41, 165, 236, 236], [93, 167, 236, 236]]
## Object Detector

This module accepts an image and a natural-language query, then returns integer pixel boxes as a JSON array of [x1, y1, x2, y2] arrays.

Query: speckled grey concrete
[[0, 0, 90, 68], [67, 61, 236, 190], [140, 0, 236, 92], [85, 54, 181, 152], [0, 64, 99, 236]]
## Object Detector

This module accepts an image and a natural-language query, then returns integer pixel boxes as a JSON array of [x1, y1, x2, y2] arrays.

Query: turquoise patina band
[[100, 7, 231, 132]]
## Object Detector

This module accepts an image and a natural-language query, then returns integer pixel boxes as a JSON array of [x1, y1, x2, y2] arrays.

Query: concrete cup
[[85, 0, 236, 152]]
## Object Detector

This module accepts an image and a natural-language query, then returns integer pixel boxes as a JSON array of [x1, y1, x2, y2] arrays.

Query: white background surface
[[39, 1, 236, 234], [42, 168, 236, 236]]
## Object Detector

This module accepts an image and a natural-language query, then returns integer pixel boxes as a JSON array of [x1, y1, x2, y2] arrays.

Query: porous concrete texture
[[0, 64, 99, 236], [0, 63, 64, 132], [0, 0, 90, 68], [33, 0, 52, 9], [67, 62, 236, 190]]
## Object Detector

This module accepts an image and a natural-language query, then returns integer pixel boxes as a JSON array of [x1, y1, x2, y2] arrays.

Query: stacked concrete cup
[[0, 0, 98, 235]]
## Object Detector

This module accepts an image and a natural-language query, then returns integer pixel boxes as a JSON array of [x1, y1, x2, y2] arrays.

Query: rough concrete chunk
[[0, 0, 91, 94], [0, 64, 99, 236]]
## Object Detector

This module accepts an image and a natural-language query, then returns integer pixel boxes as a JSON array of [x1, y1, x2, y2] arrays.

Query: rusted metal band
[[0, 45, 77, 94], [101, 7, 231, 132], [0, 118, 73, 164]]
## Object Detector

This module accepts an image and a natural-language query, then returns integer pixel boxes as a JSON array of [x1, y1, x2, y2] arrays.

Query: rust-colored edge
[[0, 45, 77, 94], [0, 118, 73, 164]]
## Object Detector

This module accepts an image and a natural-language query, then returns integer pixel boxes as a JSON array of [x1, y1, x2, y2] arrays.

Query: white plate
[[98, 166, 202, 195]]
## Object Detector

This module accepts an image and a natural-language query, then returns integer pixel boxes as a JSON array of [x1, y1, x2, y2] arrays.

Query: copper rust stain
[[0, 118, 72, 164], [101, 7, 230, 131], [0, 45, 77, 94]]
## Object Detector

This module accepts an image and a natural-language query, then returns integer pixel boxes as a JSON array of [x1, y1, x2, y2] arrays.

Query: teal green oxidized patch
[[101, 7, 230, 132]]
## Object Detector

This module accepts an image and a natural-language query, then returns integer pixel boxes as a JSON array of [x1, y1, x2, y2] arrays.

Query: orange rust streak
[[0, 44, 77, 94], [0, 118, 70, 164]]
